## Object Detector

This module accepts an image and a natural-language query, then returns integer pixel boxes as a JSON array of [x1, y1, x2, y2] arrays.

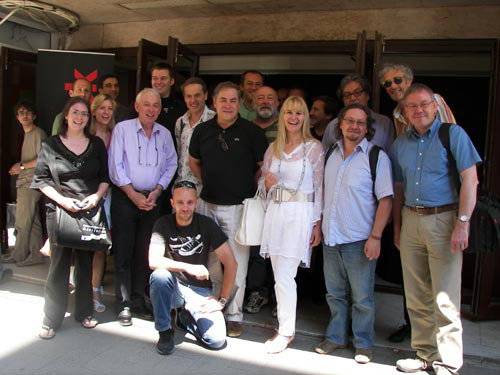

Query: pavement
[[1, 261, 500, 375]]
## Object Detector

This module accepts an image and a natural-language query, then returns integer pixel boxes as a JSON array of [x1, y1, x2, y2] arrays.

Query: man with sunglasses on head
[[109, 88, 177, 327], [149, 180, 237, 355], [379, 63, 456, 343], [323, 73, 394, 153], [189, 81, 268, 338], [379, 63, 455, 136]]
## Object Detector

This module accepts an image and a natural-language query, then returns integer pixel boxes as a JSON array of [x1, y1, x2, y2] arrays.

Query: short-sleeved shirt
[[390, 118, 482, 207], [323, 138, 393, 246], [17, 126, 47, 188], [150, 213, 228, 288], [189, 116, 268, 205]]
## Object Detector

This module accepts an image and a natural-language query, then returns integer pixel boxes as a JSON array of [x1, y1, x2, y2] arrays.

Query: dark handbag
[[48, 149, 111, 251], [54, 202, 111, 251]]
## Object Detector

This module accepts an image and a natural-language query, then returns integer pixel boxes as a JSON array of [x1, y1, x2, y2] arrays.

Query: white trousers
[[197, 199, 249, 322], [270, 255, 301, 336]]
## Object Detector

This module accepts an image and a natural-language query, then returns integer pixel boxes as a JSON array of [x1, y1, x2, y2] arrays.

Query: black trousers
[[111, 187, 160, 308], [43, 245, 93, 329]]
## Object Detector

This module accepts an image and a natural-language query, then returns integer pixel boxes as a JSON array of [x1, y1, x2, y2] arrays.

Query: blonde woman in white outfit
[[259, 96, 324, 353]]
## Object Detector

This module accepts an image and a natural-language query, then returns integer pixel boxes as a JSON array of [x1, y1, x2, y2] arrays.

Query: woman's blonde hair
[[90, 94, 116, 135], [272, 96, 313, 158]]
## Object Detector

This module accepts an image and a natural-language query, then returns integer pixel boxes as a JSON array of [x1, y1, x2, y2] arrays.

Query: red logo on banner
[[64, 69, 99, 93]]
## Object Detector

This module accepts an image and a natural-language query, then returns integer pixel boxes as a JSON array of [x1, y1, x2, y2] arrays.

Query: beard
[[256, 106, 276, 120]]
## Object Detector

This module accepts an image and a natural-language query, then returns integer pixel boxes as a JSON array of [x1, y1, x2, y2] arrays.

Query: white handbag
[[235, 187, 266, 246]]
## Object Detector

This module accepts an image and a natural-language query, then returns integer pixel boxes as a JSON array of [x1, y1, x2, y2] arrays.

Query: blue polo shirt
[[390, 119, 481, 207]]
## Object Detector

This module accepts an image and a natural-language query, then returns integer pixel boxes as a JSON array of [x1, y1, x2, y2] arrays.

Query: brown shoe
[[226, 321, 243, 337], [17, 258, 44, 267], [314, 340, 347, 354], [354, 348, 372, 364]]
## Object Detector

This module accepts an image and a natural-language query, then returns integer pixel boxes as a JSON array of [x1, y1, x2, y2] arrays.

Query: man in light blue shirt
[[316, 103, 393, 364], [391, 84, 481, 375], [109, 88, 177, 326]]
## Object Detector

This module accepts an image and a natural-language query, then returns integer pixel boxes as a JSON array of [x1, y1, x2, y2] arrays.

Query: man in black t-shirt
[[149, 181, 237, 355], [189, 81, 268, 338]]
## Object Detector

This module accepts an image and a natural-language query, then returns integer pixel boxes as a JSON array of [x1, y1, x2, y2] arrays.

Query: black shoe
[[131, 304, 154, 321], [388, 324, 411, 343], [0, 269, 13, 285], [157, 328, 175, 355], [117, 307, 132, 326]]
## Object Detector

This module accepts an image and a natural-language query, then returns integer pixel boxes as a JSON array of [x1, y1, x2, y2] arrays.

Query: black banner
[[36, 49, 114, 135]]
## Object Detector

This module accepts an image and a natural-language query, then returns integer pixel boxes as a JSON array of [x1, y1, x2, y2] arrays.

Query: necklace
[[277, 142, 307, 197]]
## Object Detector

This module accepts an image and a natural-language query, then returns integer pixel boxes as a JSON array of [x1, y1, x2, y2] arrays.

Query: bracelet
[[370, 233, 381, 240]]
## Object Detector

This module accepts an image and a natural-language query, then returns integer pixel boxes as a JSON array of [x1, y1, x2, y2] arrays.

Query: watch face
[[459, 215, 468, 222]]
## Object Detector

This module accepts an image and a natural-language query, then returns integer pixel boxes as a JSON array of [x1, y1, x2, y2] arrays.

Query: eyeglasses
[[382, 76, 404, 88], [17, 110, 33, 116], [173, 180, 197, 190], [342, 88, 365, 99], [70, 109, 90, 118], [218, 133, 229, 152], [342, 117, 367, 127], [137, 132, 158, 166], [405, 101, 434, 111]]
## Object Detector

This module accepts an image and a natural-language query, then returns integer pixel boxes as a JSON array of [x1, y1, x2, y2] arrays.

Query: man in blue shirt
[[391, 84, 481, 375], [317, 103, 393, 364]]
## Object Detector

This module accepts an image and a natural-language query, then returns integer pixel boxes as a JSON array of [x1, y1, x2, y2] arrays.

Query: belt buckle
[[415, 205, 426, 215]]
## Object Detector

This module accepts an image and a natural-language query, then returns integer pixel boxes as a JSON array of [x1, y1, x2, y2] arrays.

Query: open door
[[136, 38, 168, 94], [167, 36, 199, 91], [355, 30, 367, 76], [0, 47, 37, 249]]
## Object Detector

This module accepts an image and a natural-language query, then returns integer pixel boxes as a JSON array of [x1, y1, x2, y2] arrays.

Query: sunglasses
[[218, 133, 229, 152], [173, 180, 196, 190], [382, 76, 404, 88]]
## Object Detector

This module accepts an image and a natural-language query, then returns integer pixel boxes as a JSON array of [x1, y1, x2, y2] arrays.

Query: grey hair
[[213, 81, 241, 101], [378, 63, 414, 84], [337, 73, 371, 100], [136, 88, 161, 104], [401, 83, 436, 106]]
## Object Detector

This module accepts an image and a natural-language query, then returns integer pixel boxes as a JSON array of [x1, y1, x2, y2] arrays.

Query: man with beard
[[253, 86, 279, 143], [309, 96, 337, 141], [317, 103, 393, 364]]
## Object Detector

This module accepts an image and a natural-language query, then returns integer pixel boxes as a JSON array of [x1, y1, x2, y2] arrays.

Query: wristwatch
[[20, 163, 25, 170], [458, 215, 469, 223], [218, 297, 227, 309]]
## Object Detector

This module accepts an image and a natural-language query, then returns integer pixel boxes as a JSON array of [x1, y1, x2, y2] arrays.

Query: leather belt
[[272, 187, 314, 203], [405, 204, 457, 215]]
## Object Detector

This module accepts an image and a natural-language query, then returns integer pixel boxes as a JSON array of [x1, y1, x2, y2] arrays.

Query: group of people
[[3, 61, 480, 375]]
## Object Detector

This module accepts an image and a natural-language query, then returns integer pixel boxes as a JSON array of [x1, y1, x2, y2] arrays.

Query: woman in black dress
[[32, 96, 110, 339]]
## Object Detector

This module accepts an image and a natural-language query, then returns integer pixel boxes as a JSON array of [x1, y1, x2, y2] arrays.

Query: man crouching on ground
[[148, 180, 237, 355]]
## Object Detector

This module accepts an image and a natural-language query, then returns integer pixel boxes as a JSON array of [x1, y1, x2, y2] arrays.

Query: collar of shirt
[[335, 137, 370, 158], [209, 115, 241, 130], [180, 106, 215, 127], [134, 118, 161, 136], [409, 117, 440, 139]]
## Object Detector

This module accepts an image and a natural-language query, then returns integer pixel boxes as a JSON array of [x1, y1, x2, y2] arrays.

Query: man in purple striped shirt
[[109, 88, 177, 326]]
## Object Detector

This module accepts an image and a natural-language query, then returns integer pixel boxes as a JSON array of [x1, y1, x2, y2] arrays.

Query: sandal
[[265, 333, 294, 354], [93, 286, 106, 313], [81, 316, 98, 329], [39, 325, 56, 340]]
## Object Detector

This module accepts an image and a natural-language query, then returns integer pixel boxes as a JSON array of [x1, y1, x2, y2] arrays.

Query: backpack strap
[[369, 145, 382, 200], [324, 142, 338, 165], [437, 122, 461, 190]]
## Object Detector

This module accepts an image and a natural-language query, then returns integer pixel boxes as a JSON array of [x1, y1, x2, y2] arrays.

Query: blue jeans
[[150, 269, 226, 349], [323, 240, 376, 349]]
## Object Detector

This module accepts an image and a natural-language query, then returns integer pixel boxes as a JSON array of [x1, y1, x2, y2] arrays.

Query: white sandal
[[93, 287, 106, 313], [265, 333, 294, 354]]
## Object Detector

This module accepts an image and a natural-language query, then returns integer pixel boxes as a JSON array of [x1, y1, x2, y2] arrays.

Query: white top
[[259, 140, 324, 267]]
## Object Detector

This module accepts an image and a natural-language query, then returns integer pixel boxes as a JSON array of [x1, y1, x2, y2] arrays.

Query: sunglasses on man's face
[[382, 76, 404, 88]]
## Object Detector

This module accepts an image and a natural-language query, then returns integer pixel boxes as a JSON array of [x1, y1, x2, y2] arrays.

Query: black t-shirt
[[189, 116, 268, 205], [150, 213, 228, 288], [157, 96, 187, 148]]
